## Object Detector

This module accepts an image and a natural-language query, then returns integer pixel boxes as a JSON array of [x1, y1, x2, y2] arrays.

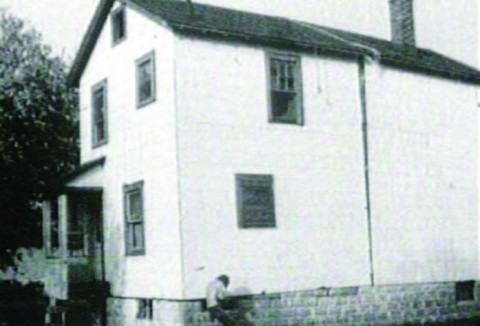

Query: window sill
[[126, 249, 146, 257], [268, 119, 304, 126], [112, 37, 126, 47], [239, 225, 277, 229], [92, 140, 108, 149], [136, 97, 156, 110]]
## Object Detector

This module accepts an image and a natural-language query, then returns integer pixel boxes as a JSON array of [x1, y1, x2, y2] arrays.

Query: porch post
[[42, 201, 51, 256], [58, 194, 69, 260]]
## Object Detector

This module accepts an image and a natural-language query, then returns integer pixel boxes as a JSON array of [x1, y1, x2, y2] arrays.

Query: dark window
[[136, 51, 156, 108], [236, 174, 276, 228], [267, 53, 303, 124], [137, 299, 153, 320], [124, 181, 145, 256], [45, 199, 60, 258], [50, 200, 60, 250], [111, 6, 126, 45], [455, 281, 475, 302], [91, 80, 108, 147], [68, 199, 87, 258]]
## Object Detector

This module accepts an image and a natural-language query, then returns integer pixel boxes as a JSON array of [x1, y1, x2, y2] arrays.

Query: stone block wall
[[105, 281, 480, 325]]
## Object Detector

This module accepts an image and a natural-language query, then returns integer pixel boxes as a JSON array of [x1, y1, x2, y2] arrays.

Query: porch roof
[[65, 156, 106, 188]]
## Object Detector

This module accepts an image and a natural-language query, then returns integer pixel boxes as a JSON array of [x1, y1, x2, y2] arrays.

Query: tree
[[0, 11, 79, 250]]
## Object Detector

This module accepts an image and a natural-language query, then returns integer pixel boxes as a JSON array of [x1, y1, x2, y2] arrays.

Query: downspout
[[358, 56, 375, 286], [300, 20, 379, 286]]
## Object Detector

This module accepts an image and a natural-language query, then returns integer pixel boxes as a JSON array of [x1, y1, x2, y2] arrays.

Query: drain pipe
[[358, 56, 375, 286]]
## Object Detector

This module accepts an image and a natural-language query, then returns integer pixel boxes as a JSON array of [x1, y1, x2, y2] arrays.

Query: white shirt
[[206, 279, 228, 308]]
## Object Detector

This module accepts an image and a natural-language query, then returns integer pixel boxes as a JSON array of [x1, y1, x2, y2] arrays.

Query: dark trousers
[[208, 305, 234, 326]]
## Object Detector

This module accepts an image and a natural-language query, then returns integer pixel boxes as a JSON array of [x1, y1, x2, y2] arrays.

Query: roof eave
[[67, 0, 116, 88], [380, 57, 480, 85], [65, 156, 106, 183]]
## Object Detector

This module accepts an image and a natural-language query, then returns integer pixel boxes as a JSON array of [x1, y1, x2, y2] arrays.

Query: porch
[[43, 188, 109, 325]]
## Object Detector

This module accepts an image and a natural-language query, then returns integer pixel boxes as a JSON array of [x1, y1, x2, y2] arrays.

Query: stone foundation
[[107, 281, 480, 325]]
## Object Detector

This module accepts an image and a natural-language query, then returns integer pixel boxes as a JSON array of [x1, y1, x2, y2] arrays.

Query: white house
[[42, 0, 480, 325]]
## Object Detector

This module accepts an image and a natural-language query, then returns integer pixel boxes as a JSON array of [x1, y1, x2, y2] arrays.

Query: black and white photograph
[[0, 0, 479, 325]]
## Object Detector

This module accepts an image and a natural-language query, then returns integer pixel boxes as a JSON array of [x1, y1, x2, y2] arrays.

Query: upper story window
[[136, 51, 156, 108], [267, 52, 303, 125], [124, 181, 145, 256], [236, 174, 276, 228], [111, 6, 126, 45], [91, 80, 108, 148]]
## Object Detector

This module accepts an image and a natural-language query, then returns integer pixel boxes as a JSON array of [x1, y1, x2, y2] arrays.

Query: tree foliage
[[0, 11, 79, 250]]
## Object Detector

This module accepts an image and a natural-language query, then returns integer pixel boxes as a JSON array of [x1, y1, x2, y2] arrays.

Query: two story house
[[42, 0, 480, 325]]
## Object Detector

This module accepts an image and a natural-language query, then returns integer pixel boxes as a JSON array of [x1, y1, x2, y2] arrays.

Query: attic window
[[111, 6, 126, 45], [267, 52, 303, 125]]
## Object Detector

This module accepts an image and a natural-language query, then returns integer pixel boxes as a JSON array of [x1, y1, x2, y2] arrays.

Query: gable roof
[[68, 0, 480, 86]]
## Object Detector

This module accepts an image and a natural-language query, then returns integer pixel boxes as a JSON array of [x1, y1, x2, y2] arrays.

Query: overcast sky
[[0, 0, 98, 62]]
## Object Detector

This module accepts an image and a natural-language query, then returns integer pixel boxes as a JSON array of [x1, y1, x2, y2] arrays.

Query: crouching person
[[206, 275, 234, 326]]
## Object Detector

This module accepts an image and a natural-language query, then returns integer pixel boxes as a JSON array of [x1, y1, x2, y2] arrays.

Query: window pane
[[113, 9, 125, 42], [271, 90, 297, 122], [95, 122, 105, 142], [269, 55, 301, 124], [138, 60, 152, 102], [124, 181, 145, 255], [127, 191, 142, 221], [93, 88, 104, 112], [133, 223, 144, 249], [68, 200, 86, 257], [50, 200, 60, 251], [270, 63, 278, 87], [128, 223, 144, 250], [92, 82, 107, 145]]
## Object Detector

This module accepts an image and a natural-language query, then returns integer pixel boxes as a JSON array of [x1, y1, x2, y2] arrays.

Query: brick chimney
[[389, 0, 416, 46]]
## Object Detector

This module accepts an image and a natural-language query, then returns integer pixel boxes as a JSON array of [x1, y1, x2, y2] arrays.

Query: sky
[[0, 0, 98, 62]]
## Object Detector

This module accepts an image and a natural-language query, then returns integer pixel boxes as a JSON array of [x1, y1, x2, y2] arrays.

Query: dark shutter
[[236, 174, 276, 228]]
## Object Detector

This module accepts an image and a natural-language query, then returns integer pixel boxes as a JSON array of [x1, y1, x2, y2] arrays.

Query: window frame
[[135, 51, 156, 109], [111, 5, 127, 46], [137, 299, 154, 320], [266, 51, 304, 125], [91, 79, 108, 148], [455, 280, 475, 302], [67, 197, 88, 258], [44, 199, 61, 259], [124, 181, 146, 256], [235, 174, 276, 229]]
